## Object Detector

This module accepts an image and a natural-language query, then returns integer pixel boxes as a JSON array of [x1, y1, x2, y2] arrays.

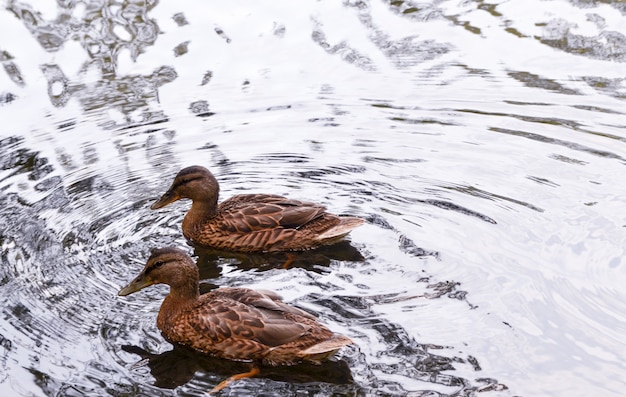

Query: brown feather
[[151, 166, 364, 252], [118, 248, 354, 365]]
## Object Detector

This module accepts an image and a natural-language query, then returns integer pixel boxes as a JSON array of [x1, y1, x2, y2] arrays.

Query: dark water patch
[[200, 70, 213, 86], [367, 101, 419, 111], [527, 175, 560, 187], [248, 153, 311, 164], [6, 1, 69, 52], [389, 115, 458, 126], [456, 63, 492, 77], [439, 183, 544, 213], [1, 50, 25, 87], [363, 156, 426, 165], [583, 76, 626, 100], [0, 192, 65, 258], [0, 92, 17, 104], [0, 334, 9, 385], [366, 213, 394, 230], [291, 164, 367, 180], [504, 100, 554, 106], [508, 71, 581, 95], [189, 100, 214, 118], [332, 178, 428, 208], [193, 241, 365, 278], [27, 367, 62, 397], [424, 199, 498, 224], [360, 215, 440, 259], [384, 0, 443, 21], [0, 137, 54, 183], [345, 0, 451, 67], [214, 26, 232, 43], [456, 108, 601, 137], [459, 107, 621, 144], [122, 344, 354, 391], [307, 116, 336, 125], [245, 103, 294, 113], [398, 235, 439, 259], [368, 276, 474, 308], [173, 40, 190, 57], [445, 14, 482, 36], [571, 104, 625, 115], [490, 126, 625, 160], [56, 118, 77, 132], [351, 138, 379, 148], [536, 18, 626, 62], [311, 20, 376, 72], [67, 175, 114, 196], [40, 64, 76, 108], [477, 2, 503, 17], [548, 153, 588, 165], [569, 0, 626, 15], [172, 12, 189, 27], [265, 104, 292, 112]]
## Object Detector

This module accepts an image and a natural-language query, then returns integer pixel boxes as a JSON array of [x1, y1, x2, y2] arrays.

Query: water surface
[[1, 0, 625, 396]]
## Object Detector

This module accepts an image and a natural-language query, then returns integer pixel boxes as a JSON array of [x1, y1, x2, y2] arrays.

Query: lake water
[[1, 0, 625, 396]]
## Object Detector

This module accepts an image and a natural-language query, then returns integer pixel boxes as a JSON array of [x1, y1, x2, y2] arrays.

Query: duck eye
[[145, 260, 166, 276]]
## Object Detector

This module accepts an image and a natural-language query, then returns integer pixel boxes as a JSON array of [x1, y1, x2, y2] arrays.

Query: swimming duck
[[150, 165, 364, 252], [118, 247, 353, 391]]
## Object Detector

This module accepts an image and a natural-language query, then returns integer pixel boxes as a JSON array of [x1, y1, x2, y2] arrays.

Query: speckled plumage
[[118, 247, 353, 365], [150, 166, 364, 252]]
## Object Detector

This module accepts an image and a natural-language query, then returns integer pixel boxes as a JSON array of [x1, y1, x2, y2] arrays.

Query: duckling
[[118, 247, 353, 392], [150, 166, 364, 252]]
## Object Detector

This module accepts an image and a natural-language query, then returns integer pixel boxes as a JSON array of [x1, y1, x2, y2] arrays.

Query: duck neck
[[157, 285, 199, 332], [170, 281, 200, 301], [183, 199, 217, 232]]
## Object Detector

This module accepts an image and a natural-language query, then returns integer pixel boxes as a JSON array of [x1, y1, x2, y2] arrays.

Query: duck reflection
[[194, 240, 365, 279], [121, 344, 353, 390]]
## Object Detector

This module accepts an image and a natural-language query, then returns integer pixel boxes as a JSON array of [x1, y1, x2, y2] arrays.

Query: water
[[1, 0, 625, 396]]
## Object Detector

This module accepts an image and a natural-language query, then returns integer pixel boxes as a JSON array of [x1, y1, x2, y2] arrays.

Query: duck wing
[[187, 289, 313, 352], [218, 194, 327, 232], [214, 287, 316, 319]]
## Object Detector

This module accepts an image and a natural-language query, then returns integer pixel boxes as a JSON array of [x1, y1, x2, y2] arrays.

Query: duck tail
[[316, 217, 364, 242], [300, 334, 353, 362]]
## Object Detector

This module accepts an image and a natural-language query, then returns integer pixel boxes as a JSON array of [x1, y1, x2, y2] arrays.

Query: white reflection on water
[[1, 0, 626, 396]]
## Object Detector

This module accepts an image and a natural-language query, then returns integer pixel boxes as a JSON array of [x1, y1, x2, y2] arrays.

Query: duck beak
[[151, 188, 179, 210], [118, 274, 153, 296]]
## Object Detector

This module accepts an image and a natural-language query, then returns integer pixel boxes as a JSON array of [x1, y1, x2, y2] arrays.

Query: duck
[[118, 247, 354, 392], [150, 165, 364, 253]]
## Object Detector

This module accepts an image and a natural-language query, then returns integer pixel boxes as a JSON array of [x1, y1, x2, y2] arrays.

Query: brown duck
[[150, 165, 364, 252], [118, 247, 353, 391]]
